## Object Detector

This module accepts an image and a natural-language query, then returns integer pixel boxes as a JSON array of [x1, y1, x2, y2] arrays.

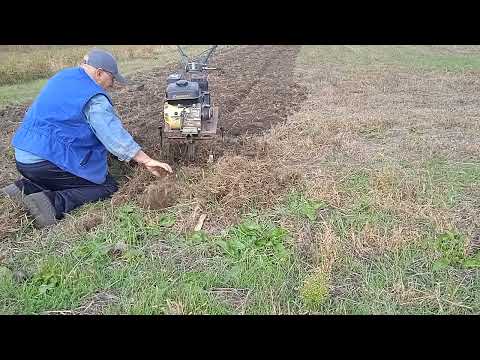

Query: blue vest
[[12, 67, 111, 184]]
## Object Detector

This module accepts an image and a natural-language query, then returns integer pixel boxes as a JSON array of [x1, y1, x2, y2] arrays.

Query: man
[[0, 48, 172, 228]]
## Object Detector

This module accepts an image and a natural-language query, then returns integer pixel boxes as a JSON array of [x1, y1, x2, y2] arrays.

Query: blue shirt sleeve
[[83, 94, 141, 162]]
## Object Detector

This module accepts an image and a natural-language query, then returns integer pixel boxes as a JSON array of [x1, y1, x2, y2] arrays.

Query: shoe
[[1, 184, 24, 203], [22, 192, 58, 228]]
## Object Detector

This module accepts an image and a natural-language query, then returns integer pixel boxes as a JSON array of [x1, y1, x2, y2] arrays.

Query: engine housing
[[164, 75, 212, 135]]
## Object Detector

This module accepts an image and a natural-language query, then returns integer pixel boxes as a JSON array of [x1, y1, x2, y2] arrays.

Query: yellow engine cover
[[164, 103, 182, 129]]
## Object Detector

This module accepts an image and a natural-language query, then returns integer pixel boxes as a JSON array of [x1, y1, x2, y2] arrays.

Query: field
[[1, 45, 480, 314]]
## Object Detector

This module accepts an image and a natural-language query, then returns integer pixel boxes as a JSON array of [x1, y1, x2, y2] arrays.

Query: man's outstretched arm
[[84, 94, 172, 176]]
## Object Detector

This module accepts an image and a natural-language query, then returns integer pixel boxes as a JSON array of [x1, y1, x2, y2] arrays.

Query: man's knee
[[108, 182, 119, 195], [104, 176, 118, 195]]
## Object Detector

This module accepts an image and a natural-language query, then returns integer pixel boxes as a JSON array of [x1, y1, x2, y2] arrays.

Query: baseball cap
[[83, 48, 128, 84]]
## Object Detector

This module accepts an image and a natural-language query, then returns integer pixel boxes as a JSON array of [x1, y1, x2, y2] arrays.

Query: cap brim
[[114, 73, 128, 85]]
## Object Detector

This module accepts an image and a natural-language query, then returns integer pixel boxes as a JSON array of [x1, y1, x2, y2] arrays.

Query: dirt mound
[[185, 154, 302, 218], [77, 213, 104, 232], [140, 177, 178, 210]]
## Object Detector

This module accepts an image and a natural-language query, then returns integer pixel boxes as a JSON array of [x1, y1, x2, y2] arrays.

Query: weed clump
[[433, 230, 480, 270], [300, 270, 330, 310], [218, 220, 289, 260]]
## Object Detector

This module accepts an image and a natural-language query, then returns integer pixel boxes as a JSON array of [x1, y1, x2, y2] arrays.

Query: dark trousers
[[15, 160, 118, 219]]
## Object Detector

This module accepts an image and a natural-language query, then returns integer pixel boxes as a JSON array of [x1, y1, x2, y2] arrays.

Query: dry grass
[[0, 197, 29, 242], [58, 209, 106, 237], [0, 45, 209, 86], [253, 46, 480, 262], [180, 154, 302, 232]]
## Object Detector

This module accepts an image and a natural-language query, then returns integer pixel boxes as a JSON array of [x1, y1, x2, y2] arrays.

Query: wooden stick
[[194, 214, 207, 231]]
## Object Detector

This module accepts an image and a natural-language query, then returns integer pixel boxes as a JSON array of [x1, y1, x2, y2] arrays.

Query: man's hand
[[133, 150, 173, 177], [144, 159, 173, 177]]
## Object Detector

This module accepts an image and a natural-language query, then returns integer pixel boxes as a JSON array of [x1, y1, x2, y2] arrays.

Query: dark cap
[[83, 48, 127, 84]]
